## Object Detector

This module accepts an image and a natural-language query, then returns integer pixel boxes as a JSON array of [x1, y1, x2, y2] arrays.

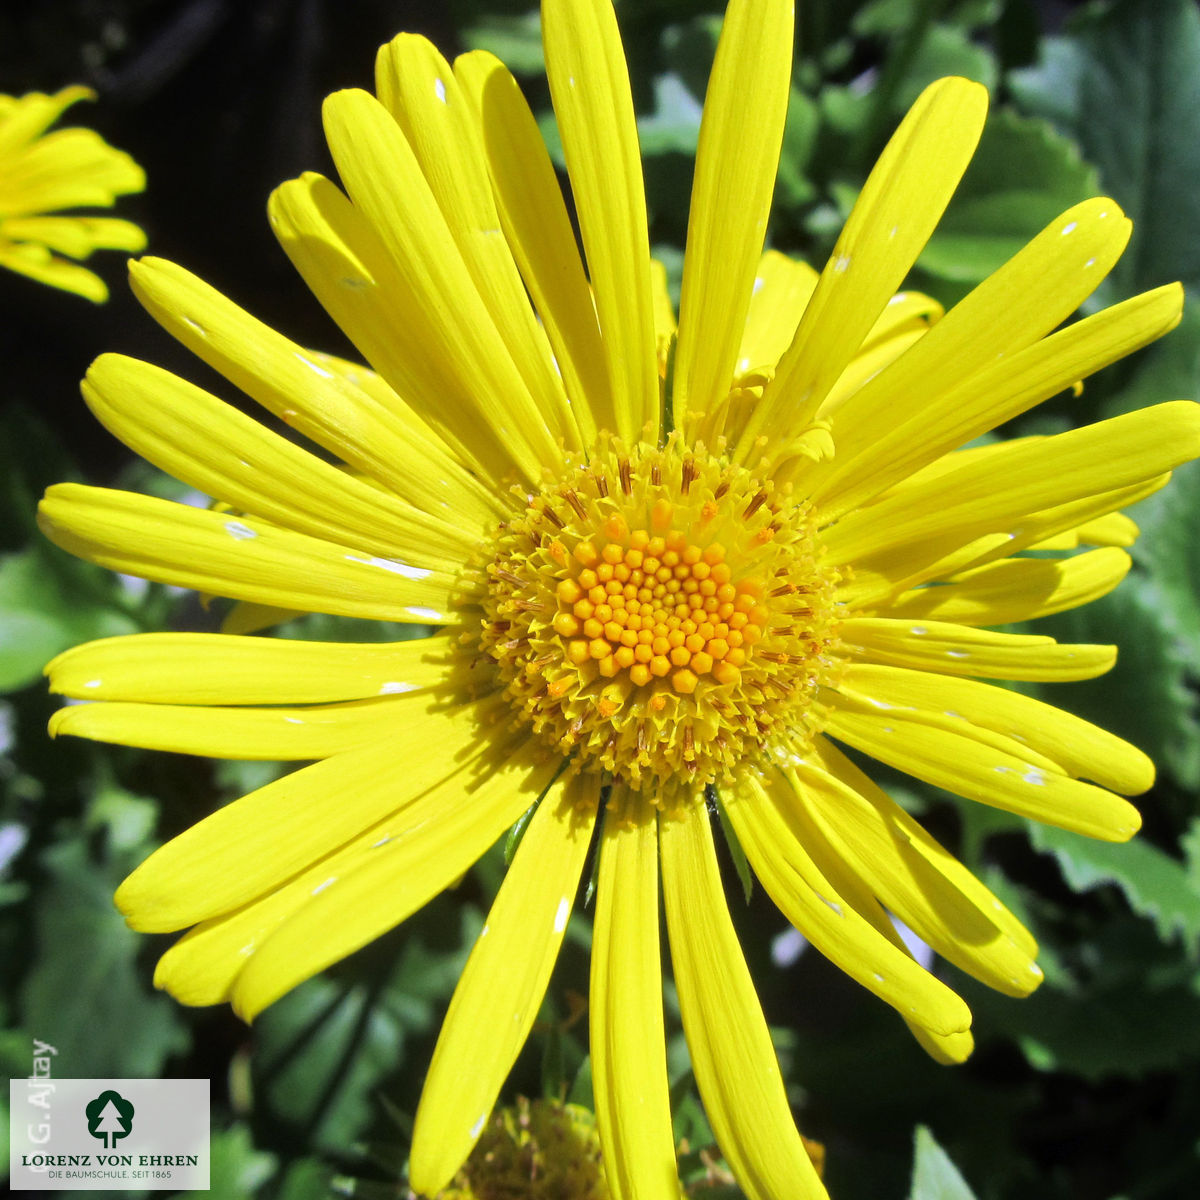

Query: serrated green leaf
[[1009, 0, 1200, 297], [909, 1125, 980, 1200], [1028, 822, 1200, 953], [918, 110, 1099, 285]]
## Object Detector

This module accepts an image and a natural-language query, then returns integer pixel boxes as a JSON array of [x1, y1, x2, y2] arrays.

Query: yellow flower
[[36, 0, 1200, 1197], [0, 85, 146, 302]]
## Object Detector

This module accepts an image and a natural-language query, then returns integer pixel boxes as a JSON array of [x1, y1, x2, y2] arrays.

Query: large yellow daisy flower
[[38, 0, 1200, 1196], [0, 85, 146, 302]]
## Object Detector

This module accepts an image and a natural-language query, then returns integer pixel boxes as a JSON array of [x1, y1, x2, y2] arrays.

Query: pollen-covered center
[[474, 440, 841, 794]]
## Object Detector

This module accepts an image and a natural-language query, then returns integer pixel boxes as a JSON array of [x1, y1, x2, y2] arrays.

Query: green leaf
[[0, 545, 139, 693], [18, 839, 188, 1077], [917, 110, 1100, 285], [205, 1125, 277, 1200], [1009, 0, 1200, 296], [462, 11, 544, 75], [636, 73, 703, 157], [893, 23, 998, 112], [909, 1125, 980, 1200], [1028, 822, 1200, 954]]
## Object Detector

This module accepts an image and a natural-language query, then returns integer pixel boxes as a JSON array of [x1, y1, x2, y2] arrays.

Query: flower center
[[473, 440, 841, 796]]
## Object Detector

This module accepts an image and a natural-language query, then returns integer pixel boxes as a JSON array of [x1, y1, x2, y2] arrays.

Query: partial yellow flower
[[0, 85, 146, 301], [37, 1, 1200, 1198]]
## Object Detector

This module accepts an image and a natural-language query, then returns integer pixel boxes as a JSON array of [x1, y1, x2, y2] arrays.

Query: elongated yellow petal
[[456, 50, 606, 442], [885, 547, 1131, 627], [726, 778, 972, 1036], [410, 774, 599, 1194], [816, 279, 1182, 519], [322, 88, 560, 481], [783, 759, 1041, 997], [822, 700, 1141, 842], [733, 77, 987, 462], [0, 85, 95, 155], [675, 0, 792, 439], [115, 694, 503, 931], [0, 242, 109, 301], [825, 402, 1200, 566], [591, 787, 678, 1200], [82, 354, 476, 571], [735, 250, 819, 376], [375, 36, 581, 451], [660, 799, 828, 1200], [267, 173, 517, 488], [49, 692, 466, 761], [232, 738, 558, 1019], [839, 663, 1152, 794], [47, 631, 456, 705], [1, 215, 145, 257], [38, 484, 457, 624], [811, 737, 1035, 955], [841, 617, 1115, 681], [543, 0, 657, 442], [129, 257, 501, 526]]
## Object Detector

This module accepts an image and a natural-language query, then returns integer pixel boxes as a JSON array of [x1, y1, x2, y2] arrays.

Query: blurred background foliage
[[2, 0, 1199, 1197]]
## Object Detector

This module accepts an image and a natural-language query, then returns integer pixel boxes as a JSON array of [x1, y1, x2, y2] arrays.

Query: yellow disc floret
[[472, 438, 841, 797]]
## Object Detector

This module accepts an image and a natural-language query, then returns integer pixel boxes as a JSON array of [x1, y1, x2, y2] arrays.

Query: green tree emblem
[[85, 1090, 135, 1149]]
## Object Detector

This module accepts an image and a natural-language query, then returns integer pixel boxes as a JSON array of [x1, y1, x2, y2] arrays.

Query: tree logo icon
[[85, 1090, 135, 1149]]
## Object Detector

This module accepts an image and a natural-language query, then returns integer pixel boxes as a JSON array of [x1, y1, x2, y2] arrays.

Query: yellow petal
[[232, 737, 559, 1020], [726, 777, 972, 1036], [0, 85, 95, 155], [374, 36, 582, 451], [49, 691, 467, 761], [885, 546, 1132, 627], [410, 774, 599, 1194], [82, 353, 476, 571], [321, 88, 560, 481], [115, 694, 504, 931], [840, 617, 1115, 681], [47, 631, 457, 704], [267, 173, 517, 488], [675, 0, 792, 438], [455, 50, 606, 442], [0, 215, 145, 258], [0, 241, 109, 301], [839, 663, 1152, 794], [786, 755, 1041, 997], [733, 77, 988, 463], [816, 278, 1182, 519], [822, 699, 1142, 842], [38, 484, 457, 624], [129, 256, 501, 527], [591, 786, 678, 1200], [825, 402, 1200, 566], [660, 799, 828, 1200], [542, 0, 657, 442], [735, 250, 819, 377]]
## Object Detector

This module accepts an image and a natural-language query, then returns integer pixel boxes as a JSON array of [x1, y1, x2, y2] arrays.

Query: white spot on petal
[[554, 897, 571, 933], [910, 625, 927, 636], [83, 679, 102, 689], [379, 681, 416, 695], [470, 1114, 488, 1140], [297, 353, 334, 378], [345, 554, 432, 580], [1023, 768, 1047, 786], [753, 275, 764, 294], [406, 606, 445, 621], [311, 876, 337, 896], [946, 649, 969, 660], [224, 521, 257, 540], [434, 78, 447, 103], [833, 253, 852, 274], [1061, 221, 1078, 236]]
